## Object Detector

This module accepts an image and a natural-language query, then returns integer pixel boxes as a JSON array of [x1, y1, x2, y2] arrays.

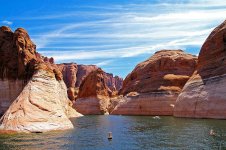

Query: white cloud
[[1, 20, 13, 25], [95, 60, 113, 67], [30, 0, 226, 62]]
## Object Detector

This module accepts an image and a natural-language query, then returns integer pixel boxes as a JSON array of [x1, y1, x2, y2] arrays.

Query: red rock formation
[[114, 76, 123, 91], [58, 63, 78, 88], [0, 26, 37, 80], [57, 63, 123, 101], [0, 26, 81, 133], [174, 20, 226, 119], [57, 63, 78, 100], [0, 26, 37, 116], [76, 65, 99, 87], [105, 73, 123, 91], [111, 50, 197, 115], [43, 56, 55, 64], [74, 68, 117, 115]]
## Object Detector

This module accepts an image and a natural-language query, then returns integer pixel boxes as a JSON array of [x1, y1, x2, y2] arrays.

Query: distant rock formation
[[74, 68, 120, 115], [76, 64, 99, 88], [0, 26, 81, 133], [174, 20, 226, 119], [111, 50, 197, 115], [57, 63, 123, 101]]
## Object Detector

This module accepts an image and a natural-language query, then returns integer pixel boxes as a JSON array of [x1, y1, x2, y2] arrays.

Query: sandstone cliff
[[0, 26, 36, 116], [74, 68, 119, 115], [111, 50, 197, 115], [57, 63, 123, 101], [174, 20, 226, 119], [0, 26, 81, 133]]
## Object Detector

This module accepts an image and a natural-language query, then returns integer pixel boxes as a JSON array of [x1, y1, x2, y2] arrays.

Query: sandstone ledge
[[111, 92, 177, 116], [174, 74, 226, 119], [74, 96, 110, 115]]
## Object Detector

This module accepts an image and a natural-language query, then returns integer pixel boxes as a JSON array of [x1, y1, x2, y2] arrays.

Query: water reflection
[[0, 116, 226, 150]]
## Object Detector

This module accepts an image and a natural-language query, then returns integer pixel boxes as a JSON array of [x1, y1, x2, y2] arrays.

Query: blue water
[[0, 115, 226, 150]]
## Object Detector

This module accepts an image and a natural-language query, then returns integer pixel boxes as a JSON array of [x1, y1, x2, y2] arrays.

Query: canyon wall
[[74, 68, 119, 115], [174, 20, 226, 119], [111, 50, 197, 115], [0, 26, 81, 133], [57, 63, 123, 101]]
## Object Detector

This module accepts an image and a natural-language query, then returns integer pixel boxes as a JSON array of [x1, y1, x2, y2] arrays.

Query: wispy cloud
[[95, 60, 113, 67], [22, 0, 225, 77], [1, 20, 13, 25]]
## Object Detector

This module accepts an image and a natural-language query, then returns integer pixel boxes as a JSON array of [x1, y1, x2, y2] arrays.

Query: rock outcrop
[[57, 63, 79, 101], [57, 63, 123, 101], [0, 26, 36, 116], [174, 20, 226, 119], [76, 65, 99, 88], [0, 80, 24, 116], [0, 26, 81, 133], [105, 73, 123, 92], [111, 50, 197, 115], [74, 68, 119, 115]]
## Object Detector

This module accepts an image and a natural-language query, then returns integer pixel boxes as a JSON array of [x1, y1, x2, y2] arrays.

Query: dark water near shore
[[0, 116, 226, 150]]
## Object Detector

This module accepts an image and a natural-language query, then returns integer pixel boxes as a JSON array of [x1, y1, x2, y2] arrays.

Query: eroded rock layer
[[0, 80, 24, 116], [74, 69, 117, 115], [0, 26, 81, 133], [174, 20, 226, 119], [0, 26, 37, 116], [0, 68, 81, 132], [111, 50, 197, 115], [57, 63, 123, 101]]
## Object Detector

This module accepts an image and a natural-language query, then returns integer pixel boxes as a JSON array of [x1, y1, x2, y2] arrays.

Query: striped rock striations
[[174, 20, 226, 119], [0, 26, 81, 133], [111, 50, 197, 115], [74, 68, 120, 115]]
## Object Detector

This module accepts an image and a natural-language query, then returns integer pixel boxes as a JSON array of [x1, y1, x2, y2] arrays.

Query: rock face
[[76, 65, 99, 88], [57, 63, 79, 101], [174, 20, 226, 119], [0, 68, 81, 132], [111, 50, 197, 115], [74, 69, 117, 115], [0, 26, 37, 116], [0, 26, 81, 133], [0, 26, 37, 80], [105, 73, 123, 92], [57, 63, 123, 101], [58, 63, 78, 88], [0, 80, 24, 116]]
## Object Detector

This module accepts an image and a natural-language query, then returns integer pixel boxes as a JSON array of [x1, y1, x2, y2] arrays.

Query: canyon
[[57, 63, 123, 101], [0, 19, 226, 133]]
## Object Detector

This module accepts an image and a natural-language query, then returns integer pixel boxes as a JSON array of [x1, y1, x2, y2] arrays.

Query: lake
[[0, 115, 226, 150]]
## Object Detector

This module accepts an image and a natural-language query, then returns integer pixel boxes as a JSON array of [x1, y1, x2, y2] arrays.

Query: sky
[[1, 0, 226, 78]]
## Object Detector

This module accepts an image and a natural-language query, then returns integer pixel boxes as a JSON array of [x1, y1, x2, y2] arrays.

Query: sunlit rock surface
[[174, 20, 226, 119], [74, 69, 120, 115], [0, 26, 81, 133], [112, 50, 197, 115]]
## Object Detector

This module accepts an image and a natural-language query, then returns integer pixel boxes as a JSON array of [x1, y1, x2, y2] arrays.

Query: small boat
[[153, 116, 160, 119], [108, 132, 113, 140], [209, 129, 216, 136]]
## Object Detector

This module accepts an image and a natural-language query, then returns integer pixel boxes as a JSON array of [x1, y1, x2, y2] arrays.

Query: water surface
[[0, 116, 226, 150]]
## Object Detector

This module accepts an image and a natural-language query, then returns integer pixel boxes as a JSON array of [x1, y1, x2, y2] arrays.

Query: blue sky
[[1, 0, 226, 78]]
